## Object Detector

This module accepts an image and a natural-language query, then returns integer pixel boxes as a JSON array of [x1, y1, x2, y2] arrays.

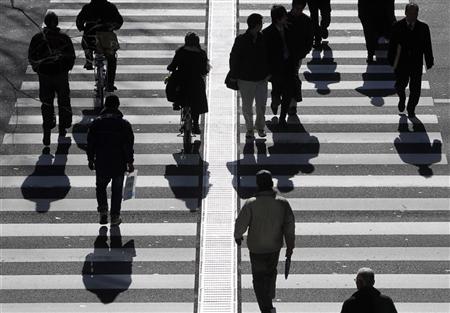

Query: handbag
[[164, 70, 181, 103], [225, 71, 239, 90]]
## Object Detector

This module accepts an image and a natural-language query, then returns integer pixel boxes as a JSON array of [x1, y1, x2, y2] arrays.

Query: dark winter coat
[[167, 46, 209, 114], [341, 287, 398, 313], [262, 24, 289, 78], [76, 0, 123, 35], [28, 27, 75, 75], [388, 18, 434, 73], [358, 0, 395, 21], [229, 31, 269, 81], [286, 12, 313, 61], [87, 108, 134, 177]]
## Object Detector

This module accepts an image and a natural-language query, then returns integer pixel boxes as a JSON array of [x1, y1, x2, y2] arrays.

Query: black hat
[[256, 169, 273, 191]]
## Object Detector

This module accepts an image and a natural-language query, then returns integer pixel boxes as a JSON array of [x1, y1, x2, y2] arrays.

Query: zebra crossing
[[1, 0, 206, 311], [236, 0, 450, 312]]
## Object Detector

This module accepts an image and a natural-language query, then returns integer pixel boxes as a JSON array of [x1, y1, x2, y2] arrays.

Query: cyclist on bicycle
[[167, 32, 209, 134], [76, 0, 123, 92]]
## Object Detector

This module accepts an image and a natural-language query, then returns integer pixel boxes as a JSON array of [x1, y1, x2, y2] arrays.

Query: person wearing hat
[[234, 170, 295, 313], [87, 95, 134, 225], [28, 11, 76, 146]]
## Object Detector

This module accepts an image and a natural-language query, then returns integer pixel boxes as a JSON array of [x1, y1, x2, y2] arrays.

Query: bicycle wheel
[[183, 109, 193, 153]]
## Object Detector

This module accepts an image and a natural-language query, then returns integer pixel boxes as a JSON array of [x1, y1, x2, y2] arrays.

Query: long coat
[[341, 287, 398, 313], [167, 46, 209, 115]]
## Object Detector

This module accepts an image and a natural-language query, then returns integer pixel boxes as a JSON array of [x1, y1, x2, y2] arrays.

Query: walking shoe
[[321, 27, 329, 39], [278, 118, 287, 128], [58, 127, 67, 137], [99, 212, 108, 225], [398, 98, 406, 112], [245, 130, 255, 139], [366, 55, 375, 64], [257, 129, 267, 137], [407, 111, 416, 118], [105, 86, 117, 92], [84, 62, 93, 70], [110, 215, 122, 226], [270, 101, 278, 115], [43, 129, 51, 146], [313, 38, 322, 49], [288, 107, 297, 116], [193, 124, 201, 135]]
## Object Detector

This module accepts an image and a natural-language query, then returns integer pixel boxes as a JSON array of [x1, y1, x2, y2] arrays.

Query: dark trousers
[[85, 49, 117, 90], [38, 72, 72, 130], [308, 0, 331, 41], [96, 174, 125, 216], [359, 17, 382, 57], [395, 67, 423, 114], [250, 250, 280, 313]]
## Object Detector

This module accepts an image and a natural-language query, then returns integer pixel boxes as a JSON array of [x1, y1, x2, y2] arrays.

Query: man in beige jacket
[[234, 170, 295, 313]]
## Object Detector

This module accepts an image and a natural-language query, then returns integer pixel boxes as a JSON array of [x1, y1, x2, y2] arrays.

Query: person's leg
[[192, 112, 201, 134], [55, 72, 72, 134], [39, 74, 56, 145], [395, 70, 409, 112], [320, 0, 331, 38], [360, 18, 376, 61], [250, 252, 275, 313], [238, 80, 256, 134], [406, 68, 423, 116], [106, 53, 117, 91], [308, 1, 321, 44], [266, 250, 280, 300], [110, 174, 125, 218], [96, 175, 110, 224], [254, 79, 268, 133]]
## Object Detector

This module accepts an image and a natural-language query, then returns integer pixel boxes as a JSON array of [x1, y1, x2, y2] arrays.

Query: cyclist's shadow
[[72, 109, 97, 151]]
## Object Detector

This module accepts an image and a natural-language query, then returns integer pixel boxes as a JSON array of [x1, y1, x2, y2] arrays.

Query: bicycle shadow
[[72, 108, 97, 151]]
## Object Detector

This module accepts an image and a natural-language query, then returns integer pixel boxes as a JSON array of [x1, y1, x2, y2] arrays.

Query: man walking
[[341, 267, 398, 313], [234, 170, 295, 313], [87, 95, 134, 225], [28, 11, 75, 146], [388, 2, 434, 117], [307, 0, 331, 48], [229, 13, 269, 139]]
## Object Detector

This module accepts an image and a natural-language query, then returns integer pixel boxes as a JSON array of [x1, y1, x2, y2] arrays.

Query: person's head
[[44, 11, 59, 29], [271, 5, 288, 25], [247, 13, 263, 32], [104, 94, 120, 109], [184, 32, 201, 49], [405, 2, 419, 24], [355, 268, 375, 290], [291, 0, 307, 15], [256, 169, 274, 191]]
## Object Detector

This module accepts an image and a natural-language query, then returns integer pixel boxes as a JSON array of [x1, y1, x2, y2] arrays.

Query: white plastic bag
[[123, 170, 137, 200]]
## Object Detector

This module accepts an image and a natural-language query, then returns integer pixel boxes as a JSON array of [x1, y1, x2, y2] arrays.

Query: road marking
[[434, 99, 450, 104], [58, 22, 205, 30], [15, 97, 171, 107], [70, 36, 205, 44], [1, 248, 196, 262], [1, 223, 197, 236], [239, 0, 410, 3], [50, 0, 409, 3], [50, 9, 206, 16], [240, 9, 404, 17], [27, 65, 169, 74]]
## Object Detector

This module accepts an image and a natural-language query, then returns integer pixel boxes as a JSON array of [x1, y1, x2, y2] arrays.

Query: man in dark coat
[[286, 0, 313, 117], [388, 3, 434, 117], [28, 11, 75, 146], [262, 5, 290, 121], [87, 95, 134, 225], [76, 0, 123, 91], [341, 268, 398, 313], [307, 0, 331, 48], [358, 0, 396, 63]]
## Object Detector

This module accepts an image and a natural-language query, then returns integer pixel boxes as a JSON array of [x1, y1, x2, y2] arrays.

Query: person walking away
[[341, 267, 398, 313], [167, 32, 209, 134], [234, 170, 295, 313], [28, 11, 75, 146], [263, 5, 291, 123], [307, 0, 331, 48], [388, 2, 433, 118], [87, 95, 134, 226], [229, 13, 270, 139], [286, 0, 313, 117], [76, 0, 123, 92]]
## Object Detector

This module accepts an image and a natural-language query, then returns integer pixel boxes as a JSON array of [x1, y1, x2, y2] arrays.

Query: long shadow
[[356, 62, 396, 107], [303, 44, 341, 95], [228, 116, 320, 199], [164, 140, 210, 211], [21, 136, 71, 212], [394, 115, 442, 177], [82, 225, 136, 304], [72, 108, 97, 151]]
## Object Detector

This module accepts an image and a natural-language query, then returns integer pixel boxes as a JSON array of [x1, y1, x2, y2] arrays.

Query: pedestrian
[[229, 13, 270, 139], [234, 170, 295, 313], [341, 267, 398, 313], [87, 95, 135, 226], [286, 0, 314, 117], [388, 2, 434, 118], [358, 0, 396, 64], [28, 11, 75, 146], [167, 32, 209, 134], [262, 5, 291, 123], [76, 0, 123, 92], [307, 0, 331, 48]]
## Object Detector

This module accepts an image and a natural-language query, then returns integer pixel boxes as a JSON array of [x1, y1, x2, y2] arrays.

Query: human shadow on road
[[21, 136, 71, 212], [82, 225, 136, 304], [72, 109, 97, 151], [356, 62, 396, 107], [394, 115, 442, 177]]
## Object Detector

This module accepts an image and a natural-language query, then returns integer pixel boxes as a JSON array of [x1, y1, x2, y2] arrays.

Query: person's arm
[[28, 34, 41, 72], [123, 120, 135, 172], [387, 24, 399, 67], [229, 36, 241, 79], [167, 50, 180, 72], [282, 200, 295, 257], [424, 24, 434, 70], [234, 201, 251, 244], [62, 35, 76, 71], [302, 17, 314, 58], [110, 4, 124, 30], [75, 6, 87, 32], [86, 122, 96, 170]]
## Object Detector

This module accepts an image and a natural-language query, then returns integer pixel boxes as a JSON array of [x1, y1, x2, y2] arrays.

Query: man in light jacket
[[234, 170, 295, 313]]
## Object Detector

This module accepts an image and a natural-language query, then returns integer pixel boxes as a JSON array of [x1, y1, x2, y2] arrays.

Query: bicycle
[[93, 50, 107, 108], [178, 105, 193, 153]]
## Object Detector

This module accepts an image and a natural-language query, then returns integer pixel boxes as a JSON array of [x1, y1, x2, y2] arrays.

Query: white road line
[[240, 274, 450, 289], [240, 9, 404, 17], [70, 36, 205, 44], [0, 303, 195, 313], [240, 247, 450, 261], [239, 0, 410, 3], [434, 99, 450, 104], [0, 154, 200, 166], [50, 9, 206, 16], [0, 198, 199, 212], [1, 248, 196, 262], [15, 97, 170, 107], [9, 115, 179, 125], [50, 0, 409, 3], [239, 175, 450, 188], [1, 274, 194, 290], [27, 65, 169, 74], [240, 153, 447, 165], [1, 223, 196, 236], [58, 22, 204, 30], [241, 302, 450, 313], [2, 175, 199, 188]]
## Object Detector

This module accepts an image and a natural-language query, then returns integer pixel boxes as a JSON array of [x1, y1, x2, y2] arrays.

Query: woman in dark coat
[[167, 32, 209, 134]]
